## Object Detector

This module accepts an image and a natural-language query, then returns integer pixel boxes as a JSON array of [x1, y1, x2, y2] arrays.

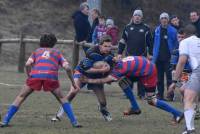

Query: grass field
[[0, 69, 199, 134]]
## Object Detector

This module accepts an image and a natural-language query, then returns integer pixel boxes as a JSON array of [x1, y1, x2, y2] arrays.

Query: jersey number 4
[[42, 51, 50, 59]]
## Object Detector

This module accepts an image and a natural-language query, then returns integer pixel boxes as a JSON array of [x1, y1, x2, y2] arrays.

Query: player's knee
[[184, 91, 196, 103], [71, 88, 79, 95], [146, 94, 157, 106], [147, 99, 154, 106]]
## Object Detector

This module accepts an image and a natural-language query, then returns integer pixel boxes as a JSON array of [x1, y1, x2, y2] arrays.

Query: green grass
[[0, 69, 199, 134]]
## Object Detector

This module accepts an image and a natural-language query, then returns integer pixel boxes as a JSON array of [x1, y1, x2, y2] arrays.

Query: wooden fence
[[0, 34, 117, 73]]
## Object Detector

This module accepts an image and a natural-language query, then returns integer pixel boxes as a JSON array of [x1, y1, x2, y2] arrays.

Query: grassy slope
[[0, 0, 200, 65]]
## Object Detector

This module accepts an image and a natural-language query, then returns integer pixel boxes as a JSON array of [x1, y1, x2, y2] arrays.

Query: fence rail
[[0, 35, 117, 73]]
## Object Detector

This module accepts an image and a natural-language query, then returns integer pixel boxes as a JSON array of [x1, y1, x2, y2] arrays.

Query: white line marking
[[0, 82, 22, 87]]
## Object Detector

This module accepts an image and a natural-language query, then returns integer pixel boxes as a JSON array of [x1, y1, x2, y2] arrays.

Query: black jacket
[[88, 18, 99, 42], [118, 22, 153, 56], [192, 18, 200, 38], [72, 11, 91, 42]]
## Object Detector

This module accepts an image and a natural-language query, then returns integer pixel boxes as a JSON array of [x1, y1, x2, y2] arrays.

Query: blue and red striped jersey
[[28, 48, 67, 80], [111, 56, 155, 80]]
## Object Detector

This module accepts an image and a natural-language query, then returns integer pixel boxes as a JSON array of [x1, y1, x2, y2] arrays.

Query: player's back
[[29, 48, 65, 80], [121, 56, 155, 77]]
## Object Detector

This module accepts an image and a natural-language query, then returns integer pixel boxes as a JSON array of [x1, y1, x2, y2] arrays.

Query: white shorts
[[182, 66, 200, 93]]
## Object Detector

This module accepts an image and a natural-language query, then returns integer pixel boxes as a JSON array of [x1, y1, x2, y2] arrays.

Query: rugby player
[[168, 24, 200, 134], [82, 56, 184, 124], [0, 33, 81, 128], [51, 35, 114, 122]]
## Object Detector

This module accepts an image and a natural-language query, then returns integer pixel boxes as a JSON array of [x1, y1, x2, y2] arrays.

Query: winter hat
[[106, 18, 114, 26], [133, 9, 143, 17], [79, 2, 89, 11], [160, 12, 169, 20], [170, 15, 178, 21]]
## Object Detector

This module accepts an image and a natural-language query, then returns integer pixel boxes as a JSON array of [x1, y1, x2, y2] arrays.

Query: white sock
[[56, 107, 64, 118], [184, 109, 195, 130]]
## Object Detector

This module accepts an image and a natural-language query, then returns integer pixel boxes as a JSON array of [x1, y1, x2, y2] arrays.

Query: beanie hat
[[160, 12, 169, 20], [133, 9, 143, 17], [106, 18, 114, 26], [79, 2, 89, 11]]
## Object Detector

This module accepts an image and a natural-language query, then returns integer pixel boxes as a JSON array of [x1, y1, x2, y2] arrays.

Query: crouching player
[[82, 56, 184, 124], [51, 35, 114, 122], [0, 33, 81, 128]]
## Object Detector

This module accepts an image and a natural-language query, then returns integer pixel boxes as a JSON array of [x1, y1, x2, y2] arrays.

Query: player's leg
[[118, 77, 141, 115], [183, 89, 197, 133], [66, 78, 82, 102], [51, 87, 81, 127], [181, 70, 200, 133], [1, 85, 33, 127], [91, 85, 112, 121], [146, 89, 183, 123], [137, 81, 145, 99], [141, 71, 183, 123], [51, 78, 82, 122]]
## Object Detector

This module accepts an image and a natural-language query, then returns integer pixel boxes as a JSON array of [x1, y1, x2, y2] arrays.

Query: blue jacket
[[152, 25, 178, 63], [170, 49, 192, 72]]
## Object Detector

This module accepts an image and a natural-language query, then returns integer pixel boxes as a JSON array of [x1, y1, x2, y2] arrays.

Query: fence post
[[18, 33, 26, 73], [72, 40, 79, 69]]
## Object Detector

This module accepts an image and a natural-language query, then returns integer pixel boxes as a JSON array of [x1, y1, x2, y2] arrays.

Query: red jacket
[[106, 26, 119, 46]]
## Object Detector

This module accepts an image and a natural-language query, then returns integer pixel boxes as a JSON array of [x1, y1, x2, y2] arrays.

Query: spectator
[[152, 12, 178, 101], [170, 15, 181, 30], [72, 2, 91, 53], [88, 8, 100, 42], [106, 18, 119, 46], [92, 15, 107, 44], [190, 10, 200, 37], [118, 9, 153, 99]]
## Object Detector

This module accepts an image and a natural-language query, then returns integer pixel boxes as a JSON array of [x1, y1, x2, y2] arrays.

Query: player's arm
[[25, 58, 34, 77], [85, 62, 110, 73], [62, 62, 77, 89], [83, 75, 117, 84], [168, 55, 187, 96], [173, 55, 188, 81], [118, 27, 127, 55]]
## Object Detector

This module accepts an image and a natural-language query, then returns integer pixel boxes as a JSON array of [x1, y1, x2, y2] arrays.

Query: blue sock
[[156, 99, 182, 117], [3, 105, 18, 125], [123, 86, 140, 111], [62, 102, 77, 125]]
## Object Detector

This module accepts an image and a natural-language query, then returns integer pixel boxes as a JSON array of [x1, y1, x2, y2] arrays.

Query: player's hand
[[101, 64, 110, 73], [117, 54, 122, 60], [113, 55, 121, 62], [147, 55, 153, 60], [167, 83, 176, 97], [79, 75, 88, 83]]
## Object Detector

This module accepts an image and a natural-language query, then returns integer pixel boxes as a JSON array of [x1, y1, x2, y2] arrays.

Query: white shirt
[[179, 35, 200, 70]]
